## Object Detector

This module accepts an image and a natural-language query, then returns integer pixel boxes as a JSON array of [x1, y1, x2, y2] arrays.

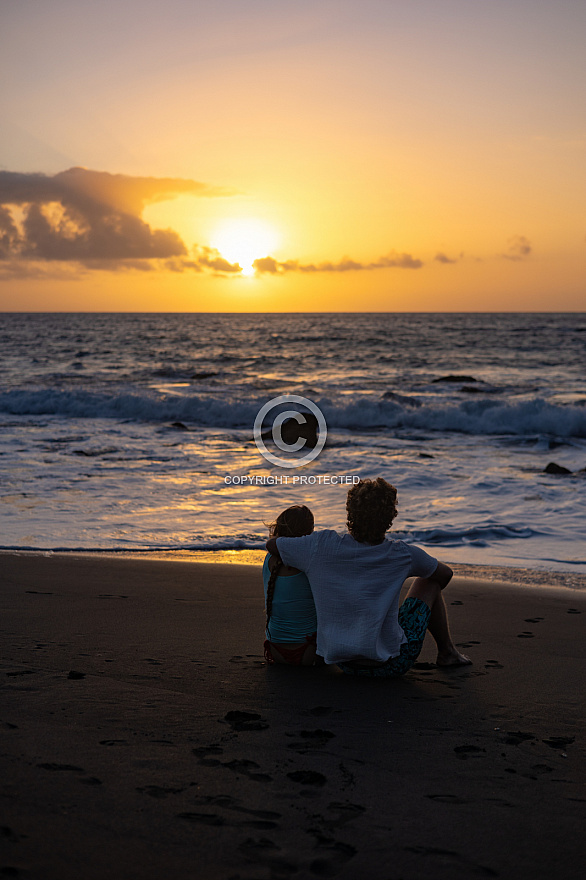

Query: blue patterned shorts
[[337, 597, 432, 678]]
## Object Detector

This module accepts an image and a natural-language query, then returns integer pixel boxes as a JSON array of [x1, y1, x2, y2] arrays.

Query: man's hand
[[266, 537, 278, 556]]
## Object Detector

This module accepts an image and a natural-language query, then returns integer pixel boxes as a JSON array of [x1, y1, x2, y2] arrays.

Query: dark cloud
[[253, 250, 423, 275], [0, 205, 20, 259], [194, 247, 242, 274], [435, 252, 458, 264], [0, 167, 233, 268], [503, 235, 532, 261], [0, 167, 230, 216], [253, 257, 298, 274], [166, 247, 242, 275]]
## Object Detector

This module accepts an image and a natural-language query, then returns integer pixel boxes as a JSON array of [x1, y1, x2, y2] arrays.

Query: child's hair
[[346, 478, 398, 544], [265, 505, 314, 637]]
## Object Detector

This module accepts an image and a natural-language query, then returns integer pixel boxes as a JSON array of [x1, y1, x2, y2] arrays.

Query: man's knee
[[407, 576, 441, 609], [433, 562, 453, 589]]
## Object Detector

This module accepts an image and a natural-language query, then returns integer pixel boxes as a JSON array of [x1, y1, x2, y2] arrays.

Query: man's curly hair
[[346, 478, 398, 544]]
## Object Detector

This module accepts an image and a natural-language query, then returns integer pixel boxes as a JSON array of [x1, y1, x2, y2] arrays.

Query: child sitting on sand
[[263, 505, 319, 666]]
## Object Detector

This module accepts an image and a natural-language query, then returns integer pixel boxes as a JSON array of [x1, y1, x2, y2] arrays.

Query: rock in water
[[432, 374, 478, 383], [544, 462, 571, 475]]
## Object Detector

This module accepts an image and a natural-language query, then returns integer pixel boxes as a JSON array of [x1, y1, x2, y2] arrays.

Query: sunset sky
[[1, 0, 585, 311]]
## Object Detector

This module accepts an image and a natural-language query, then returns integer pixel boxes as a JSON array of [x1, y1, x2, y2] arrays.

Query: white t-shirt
[[276, 530, 438, 665]]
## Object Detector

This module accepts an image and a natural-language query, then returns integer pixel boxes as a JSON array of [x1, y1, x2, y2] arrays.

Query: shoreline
[[1, 546, 586, 591]]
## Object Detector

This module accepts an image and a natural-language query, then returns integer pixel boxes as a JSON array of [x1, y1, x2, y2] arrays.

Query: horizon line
[[1, 310, 585, 316]]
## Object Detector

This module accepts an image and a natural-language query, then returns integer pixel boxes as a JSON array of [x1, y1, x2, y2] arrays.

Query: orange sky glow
[[0, 0, 585, 311]]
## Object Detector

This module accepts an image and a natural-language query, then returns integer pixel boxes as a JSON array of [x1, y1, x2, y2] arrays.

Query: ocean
[[1, 312, 585, 574]]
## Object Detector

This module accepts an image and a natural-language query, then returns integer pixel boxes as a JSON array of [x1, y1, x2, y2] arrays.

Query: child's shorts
[[337, 597, 432, 678]]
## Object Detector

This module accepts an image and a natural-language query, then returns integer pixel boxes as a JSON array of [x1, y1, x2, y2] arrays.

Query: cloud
[[166, 247, 242, 275], [0, 167, 233, 268], [0, 167, 231, 216], [0, 205, 20, 259], [435, 252, 458, 264], [253, 250, 423, 275], [503, 235, 532, 261]]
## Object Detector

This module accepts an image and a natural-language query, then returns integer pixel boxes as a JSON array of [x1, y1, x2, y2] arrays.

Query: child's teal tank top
[[262, 554, 317, 642]]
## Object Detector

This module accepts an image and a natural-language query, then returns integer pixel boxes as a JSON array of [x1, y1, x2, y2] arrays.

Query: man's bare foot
[[436, 649, 472, 667]]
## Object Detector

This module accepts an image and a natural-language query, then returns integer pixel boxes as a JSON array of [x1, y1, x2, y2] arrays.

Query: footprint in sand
[[324, 802, 366, 828], [310, 707, 333, 717], [287, 730, 335, 752], [223, 759, 272, 782], [193, 745, 224, 757], [453, 745, 486, 758], [287, 770, 327, 786], [502, 731, 535, 746], [37, 763, 84, 772], [525, 617, 544, 623], [192, 794, 281, 825], [517, 632, 534, 638], [567, 608, 581, 614], [309, 835, 357, 875], [192, 745, 224, 766], [136, 785, 186, 798], [426, 794, 467, 804], [542, 736, 575, 749], [485, 660, 504, 669], [224, 710, 269, 731], [179, 809, 278, 829], [177, 812, 225, 826]]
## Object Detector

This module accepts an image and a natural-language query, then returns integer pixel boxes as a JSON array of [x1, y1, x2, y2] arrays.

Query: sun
[[210, 218, 279, 276]]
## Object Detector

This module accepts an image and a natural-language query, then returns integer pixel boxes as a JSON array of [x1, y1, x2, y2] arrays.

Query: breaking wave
[[1, 388, 586, 438]]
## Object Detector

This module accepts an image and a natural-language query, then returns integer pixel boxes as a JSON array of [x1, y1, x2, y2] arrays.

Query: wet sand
[[1, 553, 585, 879]]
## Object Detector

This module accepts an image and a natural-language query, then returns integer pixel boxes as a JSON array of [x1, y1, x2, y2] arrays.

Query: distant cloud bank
[[253, 252, 423, 275]]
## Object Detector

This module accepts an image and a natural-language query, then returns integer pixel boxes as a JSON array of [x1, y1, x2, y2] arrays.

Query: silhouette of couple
[[263, 478, 471, 674]]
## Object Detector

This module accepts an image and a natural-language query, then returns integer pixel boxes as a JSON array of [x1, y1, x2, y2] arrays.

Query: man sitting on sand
[[265, 477, 471, 676]]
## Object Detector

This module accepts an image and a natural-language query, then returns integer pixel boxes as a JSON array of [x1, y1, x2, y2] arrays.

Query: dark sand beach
[[1, 553, 585, 879]]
